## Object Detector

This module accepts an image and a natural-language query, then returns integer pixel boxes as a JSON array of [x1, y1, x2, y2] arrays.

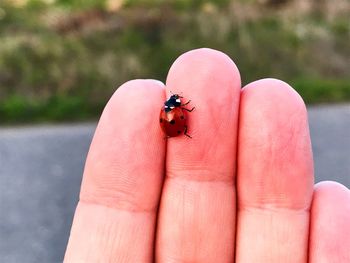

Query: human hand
[[64, 49, 350, 262]]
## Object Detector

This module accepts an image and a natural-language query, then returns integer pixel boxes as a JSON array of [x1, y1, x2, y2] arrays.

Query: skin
[[64, 48, 350, 262]]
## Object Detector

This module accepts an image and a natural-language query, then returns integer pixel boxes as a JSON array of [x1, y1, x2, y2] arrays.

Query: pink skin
[[64, 48, 350, 262]]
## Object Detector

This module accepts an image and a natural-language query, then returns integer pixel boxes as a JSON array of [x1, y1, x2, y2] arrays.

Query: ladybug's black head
[[168, 94, 182, 106], [164, 94, 182, 112]]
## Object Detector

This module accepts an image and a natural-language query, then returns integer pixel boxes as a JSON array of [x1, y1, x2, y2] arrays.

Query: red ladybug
[[159, 93, 194, 138]]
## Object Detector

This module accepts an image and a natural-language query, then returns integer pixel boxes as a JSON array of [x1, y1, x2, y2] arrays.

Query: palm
[[64, 49, 350, 262]]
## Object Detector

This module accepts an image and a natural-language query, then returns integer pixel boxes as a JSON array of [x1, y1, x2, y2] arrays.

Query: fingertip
[[241, 78, 306, 115], [99, 79, 165, 128], [109, 79, 165, 106], [314, 180, 349, 190], [81, 78, 166, 211], [238, 78, 314, 209], [166, 48, 241, 95], [170, 48, 240, 70], [312, 180, 350, 218], [313, 181, 350, 207], [310, 181, 350, 262]]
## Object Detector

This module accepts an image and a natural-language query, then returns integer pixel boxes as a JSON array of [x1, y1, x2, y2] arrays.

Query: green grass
[[292, 79, 350, 104], [0, 95, 105, 123], [1, 78, 349, 123]]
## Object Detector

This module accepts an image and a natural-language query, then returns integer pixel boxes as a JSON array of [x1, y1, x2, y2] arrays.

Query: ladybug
[[159, 93, 195, 138]]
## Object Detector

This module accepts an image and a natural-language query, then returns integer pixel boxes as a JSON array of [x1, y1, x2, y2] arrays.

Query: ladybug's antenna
[[169, 90, 183, 98]]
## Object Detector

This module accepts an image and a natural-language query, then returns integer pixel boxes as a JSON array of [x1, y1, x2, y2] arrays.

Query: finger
[[309, 181, 350, 262], [64, 80, 165, 262], [236, 79, 314, 262], [156, 48, 241, 262]]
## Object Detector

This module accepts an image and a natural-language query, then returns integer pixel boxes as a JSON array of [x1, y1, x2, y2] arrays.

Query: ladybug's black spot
[[177, 130, 181, 134], [180, 115, 184, 119], [170, 119, 176, 125], [160, 118, 163, 123]]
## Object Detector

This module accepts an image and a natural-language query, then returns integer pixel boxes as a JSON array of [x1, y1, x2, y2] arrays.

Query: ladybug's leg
[[181, 100, 191, 106], [181, 107, 195, 112], [184, 125, 192, 138]]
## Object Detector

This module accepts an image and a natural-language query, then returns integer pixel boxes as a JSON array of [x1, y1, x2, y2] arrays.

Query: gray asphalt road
[[0, 104, 349, 263]]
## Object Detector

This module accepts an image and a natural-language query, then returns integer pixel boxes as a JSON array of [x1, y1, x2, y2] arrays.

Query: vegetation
[[0, 0, 349, 123]]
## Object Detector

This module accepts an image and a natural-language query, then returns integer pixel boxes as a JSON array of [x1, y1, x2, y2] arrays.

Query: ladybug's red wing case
[[159, 107, 186, 137]]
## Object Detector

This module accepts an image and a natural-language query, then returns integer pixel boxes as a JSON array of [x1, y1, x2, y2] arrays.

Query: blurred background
[[0, 0, 349, 122], [0, 0, 349, 262]]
